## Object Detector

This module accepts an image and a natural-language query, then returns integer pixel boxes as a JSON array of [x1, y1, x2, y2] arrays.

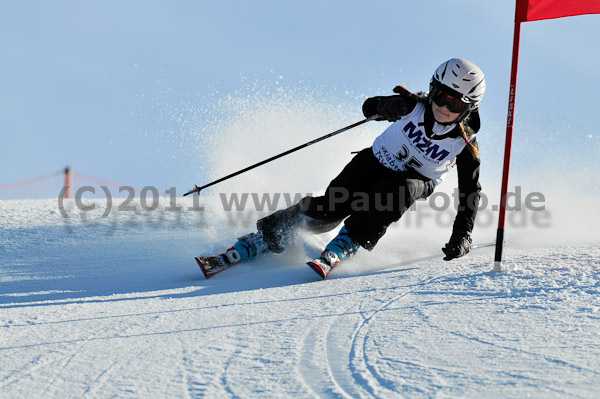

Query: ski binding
[[195, 248, 242, 279]]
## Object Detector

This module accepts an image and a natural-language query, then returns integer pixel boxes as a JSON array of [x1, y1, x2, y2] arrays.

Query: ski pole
[[184, 114, 380, 196]]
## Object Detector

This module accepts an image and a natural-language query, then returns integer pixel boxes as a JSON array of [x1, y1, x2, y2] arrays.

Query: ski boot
[[195, 232, 268, 279], [307, 226, 360, 279]]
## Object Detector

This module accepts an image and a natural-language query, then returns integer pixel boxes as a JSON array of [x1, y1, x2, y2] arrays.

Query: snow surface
[[1, 196, 599, 398], [2, 96, 600, 398]]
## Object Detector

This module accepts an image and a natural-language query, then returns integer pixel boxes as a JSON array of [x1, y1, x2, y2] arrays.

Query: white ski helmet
[[429, 58, 486, 117]]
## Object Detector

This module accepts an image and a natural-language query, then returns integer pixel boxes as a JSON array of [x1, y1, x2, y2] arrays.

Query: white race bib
[[372, 102, 469, 185]]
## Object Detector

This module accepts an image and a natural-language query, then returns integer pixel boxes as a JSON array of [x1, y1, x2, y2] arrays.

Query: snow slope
[[1, 197, 599, 399], [2, 93, 600, 398]]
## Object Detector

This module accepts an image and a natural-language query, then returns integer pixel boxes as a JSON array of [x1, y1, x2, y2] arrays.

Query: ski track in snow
[[1, 199, 600, 398]]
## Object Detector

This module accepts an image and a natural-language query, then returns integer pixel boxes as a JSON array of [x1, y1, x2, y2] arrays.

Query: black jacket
[[362, 93, 481, 236]]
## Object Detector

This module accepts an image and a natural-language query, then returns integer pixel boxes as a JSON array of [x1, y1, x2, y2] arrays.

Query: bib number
[[393, 144, 423, 171]]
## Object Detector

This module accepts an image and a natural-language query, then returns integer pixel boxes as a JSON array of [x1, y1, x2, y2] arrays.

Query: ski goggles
[[432, 88, 469, 114]]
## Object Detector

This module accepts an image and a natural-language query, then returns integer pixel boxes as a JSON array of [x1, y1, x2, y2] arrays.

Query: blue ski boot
[[307, 226, 360, 279], [195, 232, 268, 279], [227, 231, 269, 264]]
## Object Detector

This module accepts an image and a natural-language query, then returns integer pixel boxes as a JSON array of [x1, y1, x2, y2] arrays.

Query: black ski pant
[[257, 147, 435, 252]]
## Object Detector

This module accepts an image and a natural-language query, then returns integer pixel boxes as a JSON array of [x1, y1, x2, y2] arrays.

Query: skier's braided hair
[[393, 85, 480, 159], [457, 118, 479, 159]]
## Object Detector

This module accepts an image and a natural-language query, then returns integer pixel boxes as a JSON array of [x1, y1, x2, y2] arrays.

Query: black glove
[[442, 233, 472, 261], [376, 97, 408, 122]]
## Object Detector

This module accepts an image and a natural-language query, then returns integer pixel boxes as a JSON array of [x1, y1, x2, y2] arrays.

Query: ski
[[306, 259, 331, 280], [306, 251, 340, 280], [195, 252, 241, 279]]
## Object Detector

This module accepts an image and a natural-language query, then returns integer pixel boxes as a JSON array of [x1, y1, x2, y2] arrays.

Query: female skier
[[198, 58, 485, 279]]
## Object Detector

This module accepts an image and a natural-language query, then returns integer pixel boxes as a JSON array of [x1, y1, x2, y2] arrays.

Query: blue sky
[[1, 0, 599, 195]]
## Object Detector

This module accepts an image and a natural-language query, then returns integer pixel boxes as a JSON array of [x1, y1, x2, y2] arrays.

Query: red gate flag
[[516, 0, 600, 22], [495, 0, 600, 271]]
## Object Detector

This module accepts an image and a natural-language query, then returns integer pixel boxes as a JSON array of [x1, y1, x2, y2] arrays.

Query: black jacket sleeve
[[453, 138, 481, 236]]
